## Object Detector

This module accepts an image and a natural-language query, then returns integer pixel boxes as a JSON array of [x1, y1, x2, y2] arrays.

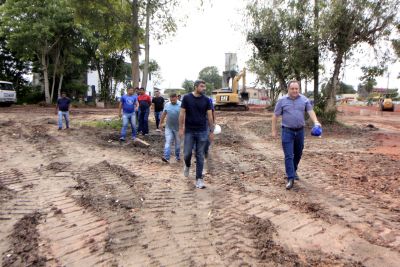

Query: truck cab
[[0, 81, 17, 106]]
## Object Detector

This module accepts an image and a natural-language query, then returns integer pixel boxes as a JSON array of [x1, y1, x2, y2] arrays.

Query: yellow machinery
[[214, 68, 249, 111], [379, 96, 394, 111]]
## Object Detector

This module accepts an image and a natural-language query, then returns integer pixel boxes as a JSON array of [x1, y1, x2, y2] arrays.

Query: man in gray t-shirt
[[272, 81, 321, 190], [160, 93, 181, 163]]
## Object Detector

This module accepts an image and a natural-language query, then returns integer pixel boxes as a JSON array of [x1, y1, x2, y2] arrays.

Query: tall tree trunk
[[57, 73, 64, 98], [326, 51, 344, 111], [41, 50, 51, 104], [130, 0, 140, 88], [313, 0, 319, 102], [141, 0, 151, 90], [305, 78, 308, 94], [50, 45, 61, 102]]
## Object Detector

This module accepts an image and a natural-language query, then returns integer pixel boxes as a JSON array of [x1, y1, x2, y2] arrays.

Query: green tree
[[247, 57, 282, 106], [72, 0, 130, 103], [321, 0, 398, 111], [359, 66, 386, 95], [246, 1, 316, 94], [182, 79, 194, 93], [0, 0, 75, 103], [140, 59, 163, 87], [0, 37, 29, 92], [321, 81, 355, 95], [198, 66, 222, 95]]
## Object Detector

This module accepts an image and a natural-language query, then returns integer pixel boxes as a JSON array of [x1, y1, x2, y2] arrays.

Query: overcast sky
[[149, 0, 400, 91]]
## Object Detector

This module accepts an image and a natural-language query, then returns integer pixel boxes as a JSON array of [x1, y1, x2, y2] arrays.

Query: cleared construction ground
[[0, 105, 399, 266]]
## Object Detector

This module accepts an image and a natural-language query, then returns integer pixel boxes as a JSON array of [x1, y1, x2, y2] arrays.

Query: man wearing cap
[[179, 80, 214, 189], [271, 80, 321, 190]]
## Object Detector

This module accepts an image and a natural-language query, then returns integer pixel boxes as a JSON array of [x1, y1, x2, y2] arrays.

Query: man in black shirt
[[152, 90, 165, 131], [179, 80, 214, 189], [55, 92, 71, 130]]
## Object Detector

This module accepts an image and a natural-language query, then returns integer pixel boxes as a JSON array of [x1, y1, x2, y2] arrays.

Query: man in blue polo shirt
[[272, 80, 321, 190], [179, 80, 214, 189], [119, 86, 138, 141]]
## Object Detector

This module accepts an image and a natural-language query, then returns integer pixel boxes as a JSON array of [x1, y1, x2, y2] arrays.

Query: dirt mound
[[247, 215, 363, 266], [46, 162, 70, 172], [0, 181, 15, 204], [2, 212, 47, 267], [72, 161, 148, 253], [214, 124, 244, 147], [0, 120, 15, 127]]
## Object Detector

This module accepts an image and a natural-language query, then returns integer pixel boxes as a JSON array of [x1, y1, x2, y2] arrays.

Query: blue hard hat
[[311, 125, 322, 136]]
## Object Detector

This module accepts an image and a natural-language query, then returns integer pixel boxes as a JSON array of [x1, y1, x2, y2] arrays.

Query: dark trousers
[[281, 127, 304, 180], [138, 107, 150, 134], [184, 130, 208, 179], [154, 111, 162, 129]]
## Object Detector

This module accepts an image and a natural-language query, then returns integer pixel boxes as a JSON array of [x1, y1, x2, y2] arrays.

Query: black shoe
[[286, 179, 294, 190], [119, 137, 125, 142], [161, 157, 169, 163], [294, 173, 300, 180]]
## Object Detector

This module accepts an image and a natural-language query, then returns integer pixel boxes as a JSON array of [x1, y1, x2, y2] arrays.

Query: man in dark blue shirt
[[119, 86, 138, 141], [179, 80, 214, 189], [56, 92, 71, 130]]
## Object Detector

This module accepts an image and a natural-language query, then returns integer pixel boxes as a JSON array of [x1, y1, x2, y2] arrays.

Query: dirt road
[[1, 106, 399, 266]]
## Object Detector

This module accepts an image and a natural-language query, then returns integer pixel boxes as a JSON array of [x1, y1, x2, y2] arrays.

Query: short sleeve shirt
[[57, 97, 71, 111], [152, 96, 165, 112], [163, 101, 181, 131], [181, 93, 212, 131], [274, 94, 313, 128], [121, 94, 138, 113]]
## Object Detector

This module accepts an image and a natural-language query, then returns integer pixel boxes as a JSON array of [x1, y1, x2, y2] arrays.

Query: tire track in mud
[[118, 164, 224, 266], [0, 165, 115, 266]]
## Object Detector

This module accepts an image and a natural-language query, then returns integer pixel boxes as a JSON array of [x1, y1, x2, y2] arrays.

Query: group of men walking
[[118, 80, 215, 189], [118, 87, 165, 141], [57, 80, 320, 191]]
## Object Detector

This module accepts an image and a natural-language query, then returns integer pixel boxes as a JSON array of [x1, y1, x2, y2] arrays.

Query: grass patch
[[82, 119, 122, 130]]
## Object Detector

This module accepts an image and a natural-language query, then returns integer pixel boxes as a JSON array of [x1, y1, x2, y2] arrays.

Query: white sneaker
[[156, 129, 161, 132], [183, 166, 190, 177], [196, 179, 206, 189]]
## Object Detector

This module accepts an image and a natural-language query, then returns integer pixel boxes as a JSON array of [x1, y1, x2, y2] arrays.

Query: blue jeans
[[281, 127, 304, 180], [120, 112, 136, 139], [58, 111, 69, 129], [184, 130, 208, 179], [138, 107, 150, 134], [164, 127, 180, 160], [155, 111, 162, 129]]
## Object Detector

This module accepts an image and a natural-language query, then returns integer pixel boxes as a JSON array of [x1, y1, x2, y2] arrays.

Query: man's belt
[[282, 126, 304, 131]]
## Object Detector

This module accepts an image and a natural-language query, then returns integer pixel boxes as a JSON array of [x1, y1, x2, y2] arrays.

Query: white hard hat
[[214, 124, 222, 135]]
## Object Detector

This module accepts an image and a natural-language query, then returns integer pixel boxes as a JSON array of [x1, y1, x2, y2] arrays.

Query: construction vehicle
[[214, 68, 249, 111], [379, 96, 395, 111]]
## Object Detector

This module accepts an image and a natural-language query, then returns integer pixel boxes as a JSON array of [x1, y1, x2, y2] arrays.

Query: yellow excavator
[[214, 68, 249, 111]]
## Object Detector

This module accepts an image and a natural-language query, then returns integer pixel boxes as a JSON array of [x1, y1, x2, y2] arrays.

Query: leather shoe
[[286, 179, 294, 190]]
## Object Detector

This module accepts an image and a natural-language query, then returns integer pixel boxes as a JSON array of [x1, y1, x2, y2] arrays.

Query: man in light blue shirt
[[119, 87, 138, 141], [160, 93, 181, 163], [272, 81, 321, 190]]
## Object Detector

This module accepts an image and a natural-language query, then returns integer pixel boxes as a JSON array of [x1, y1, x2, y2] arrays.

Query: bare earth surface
[[0, 105, 399, 267]]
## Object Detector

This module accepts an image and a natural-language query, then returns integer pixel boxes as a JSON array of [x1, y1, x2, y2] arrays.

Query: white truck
[[0, 81, 17, 106]]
